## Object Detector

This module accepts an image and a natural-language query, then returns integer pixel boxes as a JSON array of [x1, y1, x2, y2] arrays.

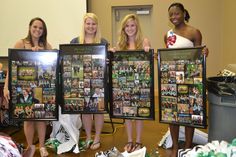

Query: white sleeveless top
[[166, 30, 194, 48]]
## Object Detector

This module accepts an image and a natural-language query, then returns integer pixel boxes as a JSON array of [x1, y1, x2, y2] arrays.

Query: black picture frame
[[0, 56, 8, 83], [59, 44, 108, 114], [157, 47, 207, 128], [8, 49, 59, 121], [109, 50, 155, 120]]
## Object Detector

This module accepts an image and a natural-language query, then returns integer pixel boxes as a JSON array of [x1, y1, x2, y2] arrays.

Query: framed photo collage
[[158, 47, 207, 128], [0, 56, 8, 82], [8, 45, 206, 126], [109, 50, 155, 120], [8, 50, 59, 120], [59, 44, 108, 114]]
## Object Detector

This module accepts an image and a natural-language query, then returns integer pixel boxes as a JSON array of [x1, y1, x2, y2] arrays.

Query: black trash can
[[207, 76, 236, 142]]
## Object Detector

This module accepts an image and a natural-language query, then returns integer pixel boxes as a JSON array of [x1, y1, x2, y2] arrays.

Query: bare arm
[[3, 70, 10, 102], [193, 29, 202, 46], [2, 40, 24, 102], [164, 34, 168, 47]]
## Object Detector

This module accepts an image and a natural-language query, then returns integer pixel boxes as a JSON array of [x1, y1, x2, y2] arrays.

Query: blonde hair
[[79, 13, 102, 44], [117, 14, 143, 50]]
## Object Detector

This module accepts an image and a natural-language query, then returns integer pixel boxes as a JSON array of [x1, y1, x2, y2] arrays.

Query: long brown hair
[[25, 17, 48, 48]]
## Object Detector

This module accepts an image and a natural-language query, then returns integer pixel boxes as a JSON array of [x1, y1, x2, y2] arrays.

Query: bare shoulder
[[46, 42, 53, 50], [14, 39, 25, 48], [187, 25, 201, 37]]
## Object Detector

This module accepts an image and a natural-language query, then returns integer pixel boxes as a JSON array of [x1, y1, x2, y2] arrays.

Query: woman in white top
[[164, 3, 208, 157]]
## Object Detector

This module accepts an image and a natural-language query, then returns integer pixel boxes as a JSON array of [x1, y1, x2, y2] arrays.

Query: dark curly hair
[[168, 2, 190, 22]]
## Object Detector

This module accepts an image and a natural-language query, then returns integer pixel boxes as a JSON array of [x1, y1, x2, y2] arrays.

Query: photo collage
[[9, 50, 58, 120], [62, 54, 106, 113], [158, 48, 206, 127], [111, 51, 154, 120], [0, 57, 8, 82]]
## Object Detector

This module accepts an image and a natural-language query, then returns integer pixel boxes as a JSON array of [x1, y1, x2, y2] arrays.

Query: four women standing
[[3, 2, 209, 156]]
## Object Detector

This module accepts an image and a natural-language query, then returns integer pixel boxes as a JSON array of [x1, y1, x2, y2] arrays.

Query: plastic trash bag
[[207, 76, 236, 96], [49, 106, 82, 154]]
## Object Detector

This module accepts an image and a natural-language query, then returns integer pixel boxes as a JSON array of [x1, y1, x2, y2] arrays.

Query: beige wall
[[88, 0, 225, 77], [88, 0, 235, 95], [221, 1, 236, 68], [0, 0, 87, 55]]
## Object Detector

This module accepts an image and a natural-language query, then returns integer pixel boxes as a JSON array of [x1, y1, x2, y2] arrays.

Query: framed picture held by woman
[[59, 43, 109, 114], [8, 49, 59, 121], [157, 47, 207, 128], [109, 50, 155, 120], [0, 56, 8, 82]]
